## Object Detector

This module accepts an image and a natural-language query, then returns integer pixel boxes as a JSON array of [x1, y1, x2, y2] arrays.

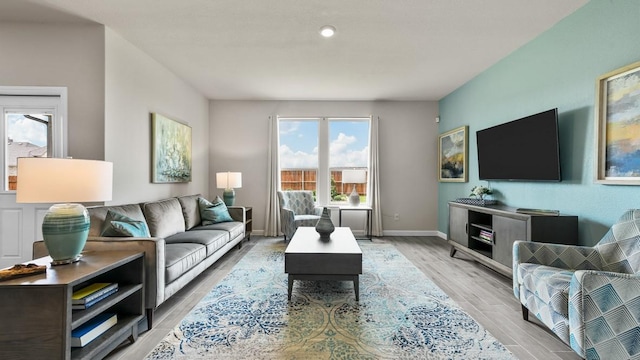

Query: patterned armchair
[[277, 190, 322, 241], [513, 209, 640, 359]]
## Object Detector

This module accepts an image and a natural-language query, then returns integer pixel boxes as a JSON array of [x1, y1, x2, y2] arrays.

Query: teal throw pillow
[[100, 210, 151, 237], [198, 197, 233, 225]]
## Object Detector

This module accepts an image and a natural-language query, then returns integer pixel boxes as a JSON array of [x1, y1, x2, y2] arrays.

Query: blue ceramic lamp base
[[42, 203, 90, 266], [223, 188, 235, 206]]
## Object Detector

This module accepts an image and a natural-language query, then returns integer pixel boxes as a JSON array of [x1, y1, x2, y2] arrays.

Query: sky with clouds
[[279, 119, 369, 169], [7, 114, 48, 146]]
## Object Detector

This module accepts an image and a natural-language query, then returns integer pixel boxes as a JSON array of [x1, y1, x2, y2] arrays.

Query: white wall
[[105, 28, 210, 204], [0, 22, 105, 266], [209, 100, 439, 235], [0, 22, 105, 160]]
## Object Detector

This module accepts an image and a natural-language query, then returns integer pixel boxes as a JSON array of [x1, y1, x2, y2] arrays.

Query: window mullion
[[317, 118, 330, 206]]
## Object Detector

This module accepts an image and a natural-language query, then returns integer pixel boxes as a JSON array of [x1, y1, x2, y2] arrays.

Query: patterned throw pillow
[[100, 210, 151, 237], [198, 196, 233, 225]]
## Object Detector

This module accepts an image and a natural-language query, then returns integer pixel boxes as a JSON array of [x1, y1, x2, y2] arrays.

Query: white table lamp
[[342, 169, 367, 206], [216, 171, 242, 206], [16, 158, 113, 265]]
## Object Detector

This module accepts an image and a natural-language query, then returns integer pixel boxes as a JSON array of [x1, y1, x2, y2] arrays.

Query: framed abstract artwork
[[595, 61, 640, 184], [151, 113, 192, 183], [438, 125, 468, 182]]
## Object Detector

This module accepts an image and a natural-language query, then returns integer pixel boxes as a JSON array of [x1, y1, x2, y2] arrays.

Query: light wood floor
[[106, 236, 582, 360]]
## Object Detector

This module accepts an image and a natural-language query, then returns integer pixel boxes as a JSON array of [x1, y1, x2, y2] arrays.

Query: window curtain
[[264, 115, 281, 236], [369, 115, 383, 236]]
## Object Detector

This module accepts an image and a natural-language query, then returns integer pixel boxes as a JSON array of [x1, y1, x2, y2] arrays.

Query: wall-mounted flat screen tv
[[476, 108, 561, 181]]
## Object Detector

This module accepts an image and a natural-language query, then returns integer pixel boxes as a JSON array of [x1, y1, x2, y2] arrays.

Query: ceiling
[[2, 0, 587, 101]]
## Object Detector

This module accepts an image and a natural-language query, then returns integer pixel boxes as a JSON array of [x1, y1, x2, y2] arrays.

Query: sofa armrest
[[512, 241, 601, 299], [513, 241, 599, 270], [279, 207, 296, 239], [568, 270, 640, 357], [34, 236, 166, 311], [281, 207, 295, 224]]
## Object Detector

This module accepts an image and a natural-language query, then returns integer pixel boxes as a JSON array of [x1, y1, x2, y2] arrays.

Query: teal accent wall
[[438, 1, 640, 246]]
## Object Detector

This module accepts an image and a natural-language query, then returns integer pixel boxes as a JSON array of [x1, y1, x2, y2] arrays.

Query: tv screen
[[476, 108, 561, 181]]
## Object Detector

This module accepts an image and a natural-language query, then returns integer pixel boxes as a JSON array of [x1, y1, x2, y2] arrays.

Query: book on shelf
[[71, 313, 117, 347], [478, 230, 493, 241], [72, 283, 118, 305], [72, 287, 118, 310]]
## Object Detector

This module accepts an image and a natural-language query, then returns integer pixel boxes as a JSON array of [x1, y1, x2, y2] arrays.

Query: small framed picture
[[438, 125, 468, 182], [595, 61, 640, 184]]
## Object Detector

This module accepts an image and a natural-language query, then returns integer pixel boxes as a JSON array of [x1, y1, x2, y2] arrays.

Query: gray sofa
[[33, 194, 247, 329]]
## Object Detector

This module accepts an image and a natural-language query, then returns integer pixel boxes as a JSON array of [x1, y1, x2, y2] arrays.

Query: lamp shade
[[16, 157, 113, 265], [16, 157, 113, 203], [216, 172, 242, 189], [342, 169, 367, 184]]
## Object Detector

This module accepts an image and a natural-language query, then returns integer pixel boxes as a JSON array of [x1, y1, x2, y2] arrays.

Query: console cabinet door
[[449, 205, 468, 247], [492, 216, 527, 268]]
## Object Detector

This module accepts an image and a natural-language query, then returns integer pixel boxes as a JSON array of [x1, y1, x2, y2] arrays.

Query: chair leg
[[521, 304, 529, 321]]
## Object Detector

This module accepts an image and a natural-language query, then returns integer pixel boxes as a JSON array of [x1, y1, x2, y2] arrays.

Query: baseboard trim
[[382, 230, 441, 237], [253, 229, 448, 238]]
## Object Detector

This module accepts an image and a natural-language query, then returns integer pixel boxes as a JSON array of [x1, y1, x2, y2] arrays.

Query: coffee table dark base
[[287, 274, 359, 301]]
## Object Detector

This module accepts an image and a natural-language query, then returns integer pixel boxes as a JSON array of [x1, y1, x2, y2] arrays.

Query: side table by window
[[229, 206, 252, 241], [339, 206, 373, 240], [244, 206, 253, 240]]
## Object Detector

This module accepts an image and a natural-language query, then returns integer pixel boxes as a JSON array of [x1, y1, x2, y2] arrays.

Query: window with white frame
[[0, 95, 63, 192], [278, 116, 370, 205]]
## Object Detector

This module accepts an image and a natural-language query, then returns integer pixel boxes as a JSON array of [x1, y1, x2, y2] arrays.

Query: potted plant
[[470, 185, 493, 200]]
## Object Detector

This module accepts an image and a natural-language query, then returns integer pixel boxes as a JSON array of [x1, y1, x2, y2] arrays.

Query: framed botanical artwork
[[595, 60, 640, 184], [151, 113, 192, 183], [438, 125, 468, 182]]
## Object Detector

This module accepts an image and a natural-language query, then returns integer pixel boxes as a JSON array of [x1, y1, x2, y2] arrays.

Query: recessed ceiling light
[[319, 25, 336, 38]]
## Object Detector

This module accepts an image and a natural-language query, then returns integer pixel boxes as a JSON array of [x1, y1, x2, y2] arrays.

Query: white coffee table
[[284, 227, 362, 301]]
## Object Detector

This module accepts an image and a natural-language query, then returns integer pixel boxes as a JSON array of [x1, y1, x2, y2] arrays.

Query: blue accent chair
[[277, 191, 322, 241], [513, 209, 640, 359]]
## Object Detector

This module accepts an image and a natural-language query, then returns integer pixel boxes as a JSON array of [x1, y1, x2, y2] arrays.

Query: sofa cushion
[[142, 198, 186, 238], [88, 203, 146, 237], [100, 210, 151, 237], [110, 220, 151, 237], [165, 243, 207, 284], [165, 230, 229, 257], [518, 263, 573, 317], [198, 197, 233, 224], [192, 221, 244, 241], [177, 194, 201, 230]]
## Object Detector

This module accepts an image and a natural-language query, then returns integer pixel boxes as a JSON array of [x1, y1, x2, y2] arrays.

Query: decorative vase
[[42, 203, 90, 265], [223, 188, 235, 206], [315, 207, 335, 240]]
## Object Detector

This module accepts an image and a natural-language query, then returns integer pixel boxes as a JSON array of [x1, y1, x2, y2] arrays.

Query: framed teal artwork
[[151, 113, 192, 183]]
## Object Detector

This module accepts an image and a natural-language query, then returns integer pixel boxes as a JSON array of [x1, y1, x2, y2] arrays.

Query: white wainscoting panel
[[0, 209, 23, 260], [0, 208, 22, 262], [0, 194, 49, 268]]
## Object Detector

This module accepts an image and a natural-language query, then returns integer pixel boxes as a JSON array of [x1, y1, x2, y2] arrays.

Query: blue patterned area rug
[[145, 240, 515, 359]]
